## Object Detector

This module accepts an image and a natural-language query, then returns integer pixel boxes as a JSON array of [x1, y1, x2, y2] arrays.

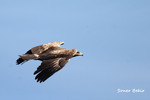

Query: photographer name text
[[117, 88, 144, 93]]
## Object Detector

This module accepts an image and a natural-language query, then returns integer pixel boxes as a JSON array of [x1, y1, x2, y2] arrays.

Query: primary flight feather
[[16, 41, 83, 83]]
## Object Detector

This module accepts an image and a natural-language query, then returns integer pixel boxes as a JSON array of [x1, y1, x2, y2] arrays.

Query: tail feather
[[16, 50, 33, 65], [16, 54, 39, 65], [19, 54, 39, 60], [16, 58, 26, 65]]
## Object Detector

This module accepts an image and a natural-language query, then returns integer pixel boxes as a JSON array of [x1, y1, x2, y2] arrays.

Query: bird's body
[[16, 41, 83, 83]]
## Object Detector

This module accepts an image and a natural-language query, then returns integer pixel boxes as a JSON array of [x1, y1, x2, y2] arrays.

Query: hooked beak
[[78, 52, 83, 56], [61, 42, 64, 45], [73, 52, 83, 57]]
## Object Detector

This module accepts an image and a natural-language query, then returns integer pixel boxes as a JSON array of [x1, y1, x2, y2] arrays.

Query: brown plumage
[[16, 41, 83, 83]]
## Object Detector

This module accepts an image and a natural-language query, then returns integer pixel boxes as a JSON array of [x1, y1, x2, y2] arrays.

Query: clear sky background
[[0, 0, 150, 100]]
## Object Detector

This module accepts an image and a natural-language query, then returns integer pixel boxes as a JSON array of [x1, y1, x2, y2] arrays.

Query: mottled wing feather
[[39, 47, 67, 60], [31, 46, 46, 54], [34, 58, 69, 83], [31, 41, 64, 54], [34, 58, 59, 75]]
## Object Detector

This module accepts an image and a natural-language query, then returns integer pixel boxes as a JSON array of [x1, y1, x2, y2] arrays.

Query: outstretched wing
[[34, 58, 69, 83], [16, 41, 64, 65], [31, 41, 64, 54]]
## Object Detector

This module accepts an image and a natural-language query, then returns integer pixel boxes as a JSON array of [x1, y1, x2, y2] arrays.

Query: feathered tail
[[16, 54, 39, 65], [16, 58, 25, 65], [16, 50, 33, 65]]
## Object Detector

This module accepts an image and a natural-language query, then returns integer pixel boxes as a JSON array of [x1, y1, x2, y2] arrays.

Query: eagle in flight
[[16, 41, 83, 83]]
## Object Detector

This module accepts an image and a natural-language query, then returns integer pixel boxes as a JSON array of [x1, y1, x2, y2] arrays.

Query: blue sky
[[0, 0, 150, 100]]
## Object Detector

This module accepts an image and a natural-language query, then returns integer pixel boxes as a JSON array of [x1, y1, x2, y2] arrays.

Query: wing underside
[[34, 58, 69, 83]]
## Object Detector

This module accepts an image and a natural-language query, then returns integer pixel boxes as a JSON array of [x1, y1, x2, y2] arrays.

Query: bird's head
[[73, 51, 83, 57]]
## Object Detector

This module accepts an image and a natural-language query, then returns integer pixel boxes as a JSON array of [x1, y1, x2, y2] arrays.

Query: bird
[[16, 41, 83, 83]]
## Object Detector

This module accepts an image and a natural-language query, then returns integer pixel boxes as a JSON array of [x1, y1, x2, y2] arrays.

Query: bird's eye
[[77, 51, 80, 53]]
